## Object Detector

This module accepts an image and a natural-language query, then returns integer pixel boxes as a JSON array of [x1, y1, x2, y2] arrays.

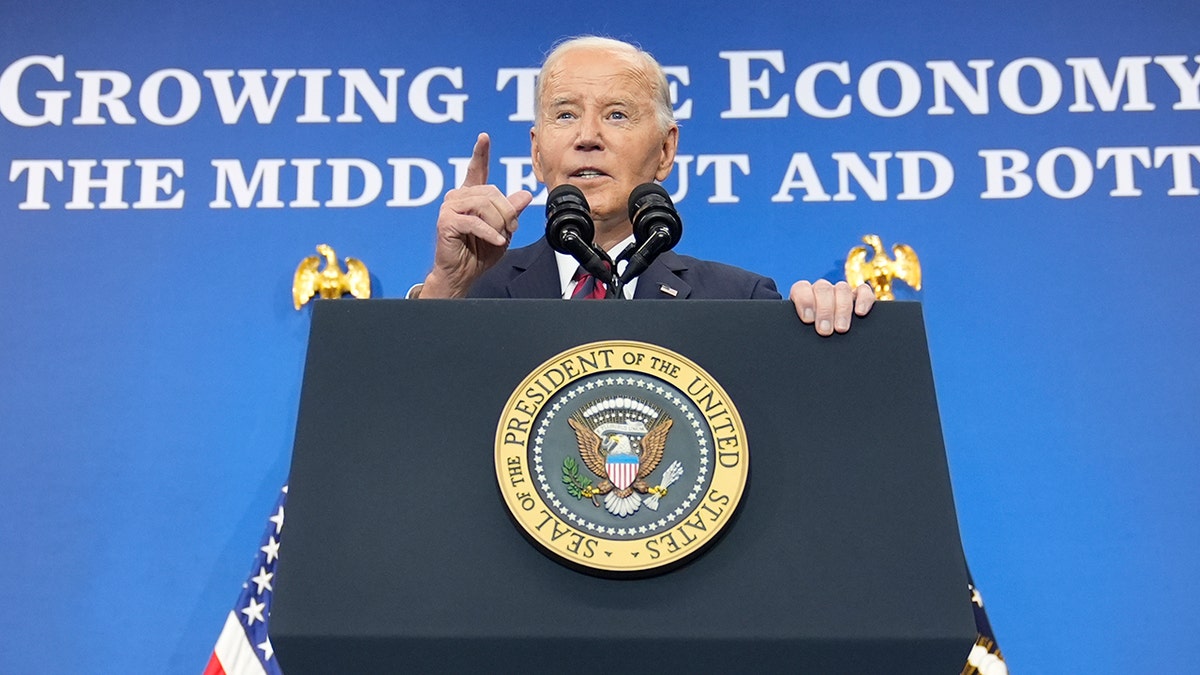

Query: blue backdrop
[[1, 1, 1196, 672]]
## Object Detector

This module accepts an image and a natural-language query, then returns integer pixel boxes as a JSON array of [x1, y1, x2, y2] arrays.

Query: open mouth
[[571, 168, 608, 179]]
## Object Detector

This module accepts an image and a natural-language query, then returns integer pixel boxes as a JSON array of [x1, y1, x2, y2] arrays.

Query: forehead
[[540, 48, 656, 105]]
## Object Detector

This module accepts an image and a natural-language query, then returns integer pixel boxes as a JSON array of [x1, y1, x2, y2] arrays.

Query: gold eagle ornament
[[845, 234, 922, 301], [292, 244, 371, 310]]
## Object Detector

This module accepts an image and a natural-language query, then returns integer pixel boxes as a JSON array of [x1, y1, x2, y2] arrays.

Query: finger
[[811, 279, 836, 336], [854, 283, 876, 316], [462, 132, 490, 187], [439, 210, 509, 247], [789, 280, 816, 324], [450, 190, 520, 237], [833, 281, 854, 333], [444, 195, 513, 246]]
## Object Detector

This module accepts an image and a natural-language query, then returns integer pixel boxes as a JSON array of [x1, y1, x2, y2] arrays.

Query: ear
[[654, 124, 679, 182], [530, 126, 544, 183]]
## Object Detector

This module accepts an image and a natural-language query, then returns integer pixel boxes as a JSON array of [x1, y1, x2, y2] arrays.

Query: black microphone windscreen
[[547, 184, 588, 213], [627, 183, 682, 249], [627, 183, 672, 216], [545, 184, 594, 253]]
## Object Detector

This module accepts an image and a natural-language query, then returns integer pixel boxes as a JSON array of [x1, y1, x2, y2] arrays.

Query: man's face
[[531, 48, 678, 236]]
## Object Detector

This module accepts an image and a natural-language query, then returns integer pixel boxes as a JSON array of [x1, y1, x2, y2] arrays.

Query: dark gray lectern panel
[[272, 300, 974, 673]]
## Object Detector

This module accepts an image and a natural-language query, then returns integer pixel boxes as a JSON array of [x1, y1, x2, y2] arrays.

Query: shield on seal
[[606, 453, 639, 491]]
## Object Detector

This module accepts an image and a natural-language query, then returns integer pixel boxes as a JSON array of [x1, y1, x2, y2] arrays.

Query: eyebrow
[[547, 95, 637, 109]]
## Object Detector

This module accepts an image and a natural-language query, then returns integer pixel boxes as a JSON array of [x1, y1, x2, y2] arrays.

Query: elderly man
[[415, 36, 874, 335]]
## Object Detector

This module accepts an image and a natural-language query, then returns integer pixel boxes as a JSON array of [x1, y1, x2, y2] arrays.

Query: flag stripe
[[206, 485, 286, 675], [211, 611, 269, 675], [203, 652, 226, 675]]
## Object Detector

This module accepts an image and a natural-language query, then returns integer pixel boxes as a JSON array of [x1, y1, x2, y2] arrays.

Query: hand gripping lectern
[[271, 299, 975, 673]]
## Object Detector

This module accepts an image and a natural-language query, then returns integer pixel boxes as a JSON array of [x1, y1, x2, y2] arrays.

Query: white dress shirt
[[555, 234, 638, 299]]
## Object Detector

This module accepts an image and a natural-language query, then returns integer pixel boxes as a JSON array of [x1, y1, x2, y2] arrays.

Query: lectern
[[272, 299, 974, 673]]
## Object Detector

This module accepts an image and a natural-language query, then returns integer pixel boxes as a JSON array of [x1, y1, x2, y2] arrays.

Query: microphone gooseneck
[[620, 183, 683, 286], [545, 185, 619, 297]]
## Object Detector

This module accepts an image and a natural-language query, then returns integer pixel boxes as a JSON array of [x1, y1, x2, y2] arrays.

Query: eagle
[[844, 234, 921, 301], [292, 244, 371, 309], [568, 412, 673, 517]]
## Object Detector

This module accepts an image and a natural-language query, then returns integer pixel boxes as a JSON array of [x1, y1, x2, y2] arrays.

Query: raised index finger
[[462, 132, 490, 187]]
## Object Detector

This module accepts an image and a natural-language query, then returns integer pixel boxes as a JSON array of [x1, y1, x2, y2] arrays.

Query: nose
[[574, 113, 604, 151]]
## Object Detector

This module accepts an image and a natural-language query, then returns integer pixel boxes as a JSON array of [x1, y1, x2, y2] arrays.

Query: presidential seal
[[495, 340, 748, 575]]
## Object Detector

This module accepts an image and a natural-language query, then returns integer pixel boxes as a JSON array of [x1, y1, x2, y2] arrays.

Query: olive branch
[[561, 456, 593, 499]]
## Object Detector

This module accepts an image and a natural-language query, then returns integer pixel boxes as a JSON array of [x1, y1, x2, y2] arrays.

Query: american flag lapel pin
[[658, 283, 679, 297]]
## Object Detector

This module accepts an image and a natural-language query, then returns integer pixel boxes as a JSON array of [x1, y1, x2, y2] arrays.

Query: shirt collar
[[554, 234, 638, 299]]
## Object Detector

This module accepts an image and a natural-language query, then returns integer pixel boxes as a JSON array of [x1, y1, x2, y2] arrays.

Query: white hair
[[534, 35, 676, 133]]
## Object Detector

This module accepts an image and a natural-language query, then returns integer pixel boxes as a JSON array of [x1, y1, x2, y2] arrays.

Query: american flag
[[203, 485, 287, 675], [960, 574, 1009, 675]]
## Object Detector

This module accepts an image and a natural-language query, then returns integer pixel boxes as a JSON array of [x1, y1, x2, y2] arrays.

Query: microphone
[[619, 183, 683, 285], [544, 184, 613, 287]]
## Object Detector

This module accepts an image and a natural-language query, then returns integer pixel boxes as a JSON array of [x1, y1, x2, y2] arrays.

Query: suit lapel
[[502, 239, 692, 300], [505, 240, 563, 299], [632, 251, 691, 299]]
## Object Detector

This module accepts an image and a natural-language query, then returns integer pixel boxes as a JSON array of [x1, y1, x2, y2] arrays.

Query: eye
[[609, 110, 628, 120], [555, 110, 576, 120]]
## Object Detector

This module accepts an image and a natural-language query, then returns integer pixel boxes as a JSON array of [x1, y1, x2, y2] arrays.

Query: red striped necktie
[[571, 265, 609, 299]]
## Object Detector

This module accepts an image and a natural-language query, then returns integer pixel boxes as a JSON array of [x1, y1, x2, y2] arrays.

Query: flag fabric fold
[[960, 575, 1008, 675], [204, 486, 287, 675]]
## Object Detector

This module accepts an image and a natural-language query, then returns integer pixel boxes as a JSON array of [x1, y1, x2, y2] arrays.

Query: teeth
[[575, 170, 602, 177]]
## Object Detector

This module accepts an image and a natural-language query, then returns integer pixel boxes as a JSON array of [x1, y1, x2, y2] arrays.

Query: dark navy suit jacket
[[467, 238, 781, 300]]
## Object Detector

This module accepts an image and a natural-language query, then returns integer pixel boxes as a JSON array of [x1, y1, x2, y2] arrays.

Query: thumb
[[508, 189, 534, 216]]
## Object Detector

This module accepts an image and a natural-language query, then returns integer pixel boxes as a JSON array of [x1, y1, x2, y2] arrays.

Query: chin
[[586, 199, 624, 225], [575, 186, 621, 213]]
